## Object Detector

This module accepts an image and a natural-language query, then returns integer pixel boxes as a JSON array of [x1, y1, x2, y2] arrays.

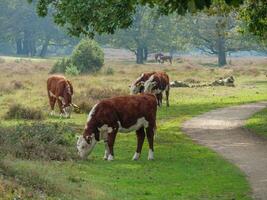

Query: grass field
[[246, 108, 267, 138], [0, 55, 267, 199]]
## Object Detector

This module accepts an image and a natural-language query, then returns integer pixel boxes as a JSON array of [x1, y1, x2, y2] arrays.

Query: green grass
[[0, 56, 267, 199], [246, 107, 267, 138]]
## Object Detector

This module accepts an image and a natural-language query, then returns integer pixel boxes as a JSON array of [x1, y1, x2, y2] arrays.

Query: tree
[[182, 11, 264, 66], [29, 0, 252, 37], [0, 0, 77, 57]]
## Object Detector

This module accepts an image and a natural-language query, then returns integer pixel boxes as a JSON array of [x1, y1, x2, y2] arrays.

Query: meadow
[[0, 55, 267, 200]]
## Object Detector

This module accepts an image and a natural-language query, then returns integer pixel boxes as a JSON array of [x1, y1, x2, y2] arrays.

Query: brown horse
[[154, 53, 164, 63], [159, 55, 172, 64]]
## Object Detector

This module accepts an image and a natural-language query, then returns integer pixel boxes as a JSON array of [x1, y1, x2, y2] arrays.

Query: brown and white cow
[[144, 72, 170, 107], [47, 75, 79, 118], [77, 93, 157, 161], [130, 72, 156, 94]]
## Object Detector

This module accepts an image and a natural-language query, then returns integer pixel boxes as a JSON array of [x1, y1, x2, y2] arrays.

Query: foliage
[[0, 123, 78, 161], [65, 63, 80, 76], [71, 39, 104, 73], [239, 0, 267, 39], [50, 57, 72, 73], [29, 0, 245, 37], [4, 104, 44, 120]]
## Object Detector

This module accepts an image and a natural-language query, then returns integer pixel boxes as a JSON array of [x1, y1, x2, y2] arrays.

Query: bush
[[0, 123, 78, 161], [104, 67, 114, 75], [5, 104, 45, 120], [71, 39, 104, 73], [50, 58, 71, 74], [65, 64, 80, 76]]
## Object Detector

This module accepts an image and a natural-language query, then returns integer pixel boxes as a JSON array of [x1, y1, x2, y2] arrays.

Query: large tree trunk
[[143, 46, 148, 61], [39, 37, 50, 57], [16, 39, 23, 55], [217, 36, 226, 67], [22, 30, 36, 57], [136, 46, 144, 64]]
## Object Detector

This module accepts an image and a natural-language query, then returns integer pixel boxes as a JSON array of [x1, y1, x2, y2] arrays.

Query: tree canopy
[[28, 0, 263, 38]]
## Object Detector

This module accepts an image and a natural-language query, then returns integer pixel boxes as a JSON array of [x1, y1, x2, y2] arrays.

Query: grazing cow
[[144, 72, 170, 107], [155, 53, 164, 63], [159, 55, 172, 64], [130, 72, 156, 94], [77, 93, 157, 161], [47, 75, 79, 118]]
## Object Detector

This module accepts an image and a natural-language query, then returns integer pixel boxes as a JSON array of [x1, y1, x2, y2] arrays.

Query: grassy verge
[[246, 107, 267, 138], [0, 56, 267, 199]]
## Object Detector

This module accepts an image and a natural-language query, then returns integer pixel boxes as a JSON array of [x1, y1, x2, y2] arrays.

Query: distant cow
[[144, 72, 170, 107], [77, 93, 157, 161], [47, 75, 79, 118], [130, 72, 156, 94], [155, 53, 164, 63], [159, 55, 172, 64]]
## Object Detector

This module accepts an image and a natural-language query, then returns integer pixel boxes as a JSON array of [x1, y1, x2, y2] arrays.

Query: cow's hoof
[[50, 111, 55, 116], [148, 149, 154, 160], [107, 155, 114, 161], [132, 152, 140, 160]]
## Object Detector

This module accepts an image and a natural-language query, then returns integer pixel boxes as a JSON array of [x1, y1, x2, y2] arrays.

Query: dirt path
[[182, 102, 267, 200]]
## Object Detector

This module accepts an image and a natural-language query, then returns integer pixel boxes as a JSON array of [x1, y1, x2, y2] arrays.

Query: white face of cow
[[144, 76, 157, 93], [77, 135, 97, 159], [130, 84, 142, 94]]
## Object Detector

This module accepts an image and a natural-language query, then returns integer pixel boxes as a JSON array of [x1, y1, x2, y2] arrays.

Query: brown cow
[[47, 75, 79, 118], [77, 93, 157, 161], [144, 72, 170, 107], [130, 72, 156, 94]]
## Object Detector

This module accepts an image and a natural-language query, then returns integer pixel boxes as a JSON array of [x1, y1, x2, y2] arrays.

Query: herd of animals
[[47, 70, 170, 161]]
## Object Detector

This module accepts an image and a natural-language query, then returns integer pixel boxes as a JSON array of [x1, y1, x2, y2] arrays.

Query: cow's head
[[144, 76, 157, 93], [60, 84, 79, 117], [130, 81, 145, 94], [77, 134, 97, 159]]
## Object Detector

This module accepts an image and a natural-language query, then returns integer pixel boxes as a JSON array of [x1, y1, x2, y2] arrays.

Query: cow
[[77, 93, 157, 161], [159, 55, 172, 64], [155, 53, 164, 63], [47, 75, 79, 118], [130, 72, 156, 94], [144, 72, 170, 107]]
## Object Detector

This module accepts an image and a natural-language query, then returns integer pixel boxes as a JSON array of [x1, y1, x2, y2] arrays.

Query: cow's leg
[[103, 140, 109, 160], [146, 125, 155, 160], [57, 99, 65, 117], [49, 97, 56, 115], [156, 93, 162, 107], [133, 127, 145, 160], [166, 87, 170, 107], [107, 131, 117, 161]]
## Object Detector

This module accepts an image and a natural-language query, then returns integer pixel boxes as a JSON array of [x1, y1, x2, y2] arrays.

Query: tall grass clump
[[0, 123, 78, 161], [4, 104, 45, 120]]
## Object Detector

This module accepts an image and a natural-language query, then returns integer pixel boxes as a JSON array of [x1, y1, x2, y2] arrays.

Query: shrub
[[71, 39, 104, 73], [104, 67, 114, 75], [0, 123, 78, 161], [5, 104, 45, 120], [50, 58, 71, 74], [65, 64, 80, 76]]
